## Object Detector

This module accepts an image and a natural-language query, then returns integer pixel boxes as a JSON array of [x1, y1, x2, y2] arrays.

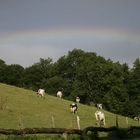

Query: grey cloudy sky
[[0, 0, 140, 67]]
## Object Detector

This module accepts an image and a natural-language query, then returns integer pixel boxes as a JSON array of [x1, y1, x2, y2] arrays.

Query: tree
[[0, 59, 7, 82], [101, 62, 129, 114], [2, 64, 24, 86], [55, 49, 85, 98], [125, 58, 140, 116], [23, 58, 54, 90], [43, 76, 68, 96]]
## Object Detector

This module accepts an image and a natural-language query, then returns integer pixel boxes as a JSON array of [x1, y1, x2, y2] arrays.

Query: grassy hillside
[[0, 83, 139, 129]]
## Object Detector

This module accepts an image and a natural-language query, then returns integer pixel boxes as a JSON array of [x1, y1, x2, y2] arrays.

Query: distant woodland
[[0, 49, 140, 117]]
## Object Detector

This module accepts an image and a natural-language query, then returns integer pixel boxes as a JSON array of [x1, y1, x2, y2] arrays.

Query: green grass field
[[0, 83, 139, 130]]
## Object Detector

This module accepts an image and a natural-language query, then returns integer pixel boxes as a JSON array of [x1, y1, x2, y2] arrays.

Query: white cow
[[57, 91, 63, 98], [37, 89, 45, 98], [97, 103, 103, 109], [95, 110, 105, 126], [76, 97, 80, 103], [134, 116, 140, 121]]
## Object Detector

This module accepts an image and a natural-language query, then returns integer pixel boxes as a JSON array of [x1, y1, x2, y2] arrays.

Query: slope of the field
[[0, 83, 138, 129]]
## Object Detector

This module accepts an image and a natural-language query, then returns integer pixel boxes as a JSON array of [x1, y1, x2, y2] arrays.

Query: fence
[[0, 126, 139, 136]]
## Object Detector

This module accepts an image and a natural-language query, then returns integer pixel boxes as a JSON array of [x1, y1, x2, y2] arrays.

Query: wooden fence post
[[77, 115, 80, 130], [63, 133, 68, 140], [116, 115, 119, 128], [126, 117, 128, 125], [18, 113, 23, 129], [51, 115, 55, 128]]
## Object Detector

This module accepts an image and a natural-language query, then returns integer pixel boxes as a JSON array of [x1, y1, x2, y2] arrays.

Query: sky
[[0, 0, 140, 67]]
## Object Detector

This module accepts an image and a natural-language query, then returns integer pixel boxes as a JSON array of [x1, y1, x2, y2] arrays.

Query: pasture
[[0, 83, 139, 139]]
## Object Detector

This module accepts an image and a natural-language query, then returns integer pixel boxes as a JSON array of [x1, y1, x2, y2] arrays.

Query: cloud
[[0, 41, 139, 68], [0, 45, 67, 67], [0, 28, 140, 68]]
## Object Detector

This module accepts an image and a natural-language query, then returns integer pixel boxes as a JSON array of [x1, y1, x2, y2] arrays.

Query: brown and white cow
[[70, 103, 78, 114], [37, 89, 45, 98]]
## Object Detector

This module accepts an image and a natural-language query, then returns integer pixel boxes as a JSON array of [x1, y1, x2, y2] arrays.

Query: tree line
[[0, 49, 139, 117]]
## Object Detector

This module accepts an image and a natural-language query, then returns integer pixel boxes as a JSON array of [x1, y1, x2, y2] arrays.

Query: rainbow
[[0, 27, 140, 45]]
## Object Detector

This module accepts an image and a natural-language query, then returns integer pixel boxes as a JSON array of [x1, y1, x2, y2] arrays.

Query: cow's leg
[[97, 115, 101, 127], [70, 107, 73, 113], [103, 118, 105, 126]]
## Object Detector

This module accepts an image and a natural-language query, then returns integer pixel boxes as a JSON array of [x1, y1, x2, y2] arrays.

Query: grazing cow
[[97, 104, 103, 110], [134, 116, 140, 121], [70, 103, 78, 114], [95, 110, 105, 126], [57, 91, 63, 98], [76, 97, 80, 103], [37, 89, 45, 98]]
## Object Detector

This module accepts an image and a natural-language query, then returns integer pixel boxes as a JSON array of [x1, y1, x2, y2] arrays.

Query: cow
[[70, 103, 78, 114], [134, 116, 140, 121], [96, 103, 103, 110], [76, 96, 80, 103], [37, 89, 45, 98], [57, 91, 63, 98], [95, 110, 105, 126]]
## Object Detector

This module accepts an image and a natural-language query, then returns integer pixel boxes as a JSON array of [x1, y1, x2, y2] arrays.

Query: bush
[[108, 128, 128, 139]]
